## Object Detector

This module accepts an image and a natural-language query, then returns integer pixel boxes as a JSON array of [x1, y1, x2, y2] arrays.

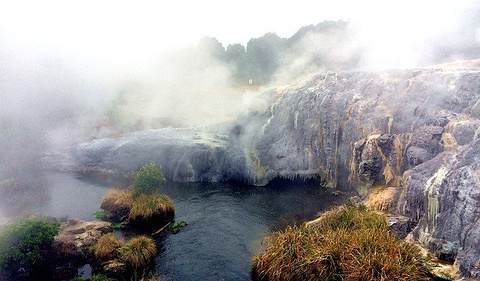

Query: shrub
[[93, 233, 124, 260], [94, 210, 110, 220], [131, 163, 166, 195], [91, 273, 110, 281], [252, 206, 430, 281], [0, 218, 60, 279], [120, 236, 157, 268]]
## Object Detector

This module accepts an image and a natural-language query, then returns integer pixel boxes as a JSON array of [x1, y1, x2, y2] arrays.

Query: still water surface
[[17, 172, 350, 280]]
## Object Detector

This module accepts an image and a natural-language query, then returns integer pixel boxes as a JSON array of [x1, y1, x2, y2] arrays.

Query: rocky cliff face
[[64, 67, 480, 277]]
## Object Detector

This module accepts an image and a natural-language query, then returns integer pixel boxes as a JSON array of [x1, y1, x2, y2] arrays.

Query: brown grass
[[100, 189, 134, 210], [93, 233, 124, 260], [252, 205, 430, 281], [129, 193, 175, 220], [100, 189, 175, 223], [120, 236, 157, 268]]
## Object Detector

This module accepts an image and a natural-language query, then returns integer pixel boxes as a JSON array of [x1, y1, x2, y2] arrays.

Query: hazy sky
[[2, 0, 476, 66]]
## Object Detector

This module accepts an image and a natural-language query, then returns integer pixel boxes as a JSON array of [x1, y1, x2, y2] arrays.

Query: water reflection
[[154, 180, 350, 281]]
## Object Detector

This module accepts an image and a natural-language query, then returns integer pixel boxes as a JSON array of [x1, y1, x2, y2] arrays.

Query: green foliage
[[252, 206, 430, 281], [0, 218, 60, 279], [94, 209, 110, 220], [72, 274, 109, 281], [59, 215, 69, 222], [112, 222, 123, 230], [131, 163, 166, 195], [91, 273, 110, 281], [170, 221, 188, 234]]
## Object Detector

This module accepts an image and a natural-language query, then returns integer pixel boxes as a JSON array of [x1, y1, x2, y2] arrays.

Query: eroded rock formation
[[62, 67, 480, 277]]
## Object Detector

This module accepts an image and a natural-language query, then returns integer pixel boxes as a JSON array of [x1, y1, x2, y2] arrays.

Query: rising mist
[[0, 1, 479, 218]]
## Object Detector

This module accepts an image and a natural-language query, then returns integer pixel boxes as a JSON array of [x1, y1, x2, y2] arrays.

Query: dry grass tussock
[[252, 205, 430, 281], [93, 233, 124, 260], [100, 189, 174, 221], [101, 189, 134, 211], [120, 235, 157, 268], [129, 192, 174, 220]]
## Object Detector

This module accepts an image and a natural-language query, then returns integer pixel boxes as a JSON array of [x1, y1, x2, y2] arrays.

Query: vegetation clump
[[99, 164, 174, 231], [169, 221, 188, 234], [91, 234, 157, 279], [100, 189, 174, 230], [120, 235, 157, 268], [0, 217, 60, 279], [131, 163, 166, 195], [93, 233, 124, 260], [252, 205, 430, 281]]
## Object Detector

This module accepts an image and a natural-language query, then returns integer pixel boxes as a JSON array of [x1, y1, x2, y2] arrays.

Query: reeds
[[252, 205, 430, 281]]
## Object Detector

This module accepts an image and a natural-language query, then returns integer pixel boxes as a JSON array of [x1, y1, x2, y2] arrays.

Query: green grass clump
[[120, 236, 157, 268], [131, 163, 166, 195], [252, 205, 430, 281], [94, 210, 110, 220], [91, 273, 111, 281], [93, 233, 124, 260], [0, 218, 60, 279]]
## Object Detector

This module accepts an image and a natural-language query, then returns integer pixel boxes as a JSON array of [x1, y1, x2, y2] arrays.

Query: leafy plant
[[131, 163, 166, 195], [91, 273, 111, 281], [94, 210, 110, 220], [170, 221, 188, 234], [0, 218, 60, 279]]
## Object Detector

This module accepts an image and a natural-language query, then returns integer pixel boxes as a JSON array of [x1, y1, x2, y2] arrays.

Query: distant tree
[[245, 32, 287, 84], [196, 36, 226, 61], [226, 44, 250, 85]]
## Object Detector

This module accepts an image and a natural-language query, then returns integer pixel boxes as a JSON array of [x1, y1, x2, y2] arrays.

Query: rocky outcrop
[[55, 219, 113, 252], [61, 67, 480, 277], [52, 219, 113, 279]]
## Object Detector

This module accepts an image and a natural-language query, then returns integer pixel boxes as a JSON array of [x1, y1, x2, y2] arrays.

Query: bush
[[0, 218, 60, 279], [93, 210, 110, 220], [91, 273, 110, 281], [252, 206, 430, 281], [120, 236, 157, 268], [132, 163, 166, 195]]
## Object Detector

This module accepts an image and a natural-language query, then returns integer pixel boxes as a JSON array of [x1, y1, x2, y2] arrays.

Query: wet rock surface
[[53, 219, 113, 280], [59, 68, 480, 278]]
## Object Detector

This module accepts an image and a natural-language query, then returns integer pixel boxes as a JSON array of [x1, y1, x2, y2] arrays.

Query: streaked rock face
[[66, 68, 480, 277]]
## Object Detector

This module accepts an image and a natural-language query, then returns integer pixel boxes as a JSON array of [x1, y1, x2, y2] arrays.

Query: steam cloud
[[0, 1, 479, 215]]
